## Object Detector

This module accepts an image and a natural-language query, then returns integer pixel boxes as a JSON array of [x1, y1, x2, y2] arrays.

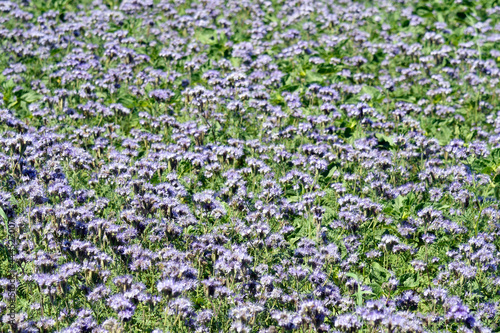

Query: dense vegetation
[[0, 0, 500, 331]]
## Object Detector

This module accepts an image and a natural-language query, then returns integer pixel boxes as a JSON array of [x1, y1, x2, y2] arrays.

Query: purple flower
[[334, 314, 362, 332]]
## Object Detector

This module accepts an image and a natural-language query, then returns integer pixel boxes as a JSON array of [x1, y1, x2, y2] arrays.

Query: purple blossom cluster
[[0, 0, 499, 332]]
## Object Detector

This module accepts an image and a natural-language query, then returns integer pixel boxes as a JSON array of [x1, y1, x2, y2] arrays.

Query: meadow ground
[[0, 0, 500, 332]]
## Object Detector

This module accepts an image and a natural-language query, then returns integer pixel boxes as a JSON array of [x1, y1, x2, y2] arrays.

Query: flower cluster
[[0, 0, 499, 332]]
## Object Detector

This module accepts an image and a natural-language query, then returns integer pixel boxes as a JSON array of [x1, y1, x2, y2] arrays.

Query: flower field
[[1, 0, 500, 331]]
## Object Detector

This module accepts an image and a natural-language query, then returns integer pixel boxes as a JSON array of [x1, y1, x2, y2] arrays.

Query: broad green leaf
[[305, 70, 323, 83], [195, 29, 218, 45]]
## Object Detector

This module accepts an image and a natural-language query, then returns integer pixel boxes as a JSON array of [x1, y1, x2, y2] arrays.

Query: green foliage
[[0, 0, 500, 331]]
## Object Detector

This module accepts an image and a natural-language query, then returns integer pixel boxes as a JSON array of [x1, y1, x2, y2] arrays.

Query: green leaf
[[317, 64, 337, 74], [472, 148, 500, 175], [0, 207, 7, 234], [280, 84, 300, 93], [352, 284, 374, 306], [288, 237, 300, 246], [150, 173, 160, 185], [195, 29, 218, 45], [346, 272, 362, 282], [118, 96, 135, 109], [495, 186, 500, 201], [370, 262, 390, 286], [305, 70, 323, 83], [491, 148, 500, 162], [360, 85, 380, 97], [375, 133, 394, 150], [393, 195, 405, 213], [21, 92, 42, 103], [464, 129, 476, 142], [0, 207, 7, 222], [369, 282, 383, 297], [230, 57, 242, 68], [372, 262, 389, 276], [325, 165, 337, 179], [400, 273, 419, 288], [493, 174, 500, 184], [2, 79, 15, 91]]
